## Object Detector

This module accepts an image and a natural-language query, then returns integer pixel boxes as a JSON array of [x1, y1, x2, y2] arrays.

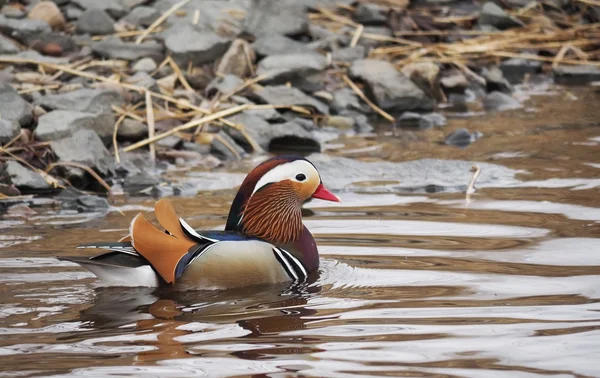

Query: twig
[[350, 24, 364, 48], [123, 104, 248, 152], [145, 91, 156, 162], [167, 56, 194, 92], [136, 0, 191, 44], [112, 114, 126, 164], [46, 162, 112, 193], [466, 165, 481, 202], [219, 73, 269, 102], [342, 75, 395, 122]]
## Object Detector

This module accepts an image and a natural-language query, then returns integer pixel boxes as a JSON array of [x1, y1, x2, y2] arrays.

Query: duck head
[[225, 155, 340, 244]]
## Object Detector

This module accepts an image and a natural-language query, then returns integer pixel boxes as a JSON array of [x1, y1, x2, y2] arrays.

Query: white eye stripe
[[252, 160, 319, 195]]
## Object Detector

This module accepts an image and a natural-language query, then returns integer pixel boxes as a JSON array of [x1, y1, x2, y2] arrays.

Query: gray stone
[[0, 34, 18, 54], [332, 88, 363, 113], [36, 88, 123, 113], [1, 50, 68, 64], [50, 129, 115, 176], [3, 161, 49, 190], [267, 120, 320, 153], [132, 57, 157, 72], [354, 3, 388, 25], [71, 0, 128, 18], [254, 85, 329, 115], [216, 39, 254, 77], [0, 84, 33, 127], [90, 37, 164, 61], [154, 0, 247, 34], [356, 26, 392, 48], [36, 110, 115, 142], [252, 34, 311, 57], [349, 59, 432, 112], [206, 74, 243, 97], [499, 58, 541, 83], [164, 24, 230, 66], [256, 53, 328, 84], [121, 6, 160, 27], [482, 66, 512, 93], [244, 0, 308, 37], [479, 2, 524, 30], [553, 65, 600, 85], [401, 62, 442, 101], [210, 130, 245, 160], [331, 46, 366, 62], [75, 9, 115, 35], [117, 118, 146, 140], [123, 173, 160, 193], [482, 91, 521, 111], [0, 118, 19, 144], [440, 70, 469, 94], [396, 111, 422, 128], [1, 4, 25, 18], [420, 113, 446, 129], [226, 112, 271, 151], [65, 6, 83, 21], [77, 194, 110, 210], [0, 14, 50, 44], [125, 71, 157, 90], [445, 128, 482, 148]]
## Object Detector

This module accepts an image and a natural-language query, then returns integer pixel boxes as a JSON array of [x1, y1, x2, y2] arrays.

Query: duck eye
[[295, 173, 306, 181]]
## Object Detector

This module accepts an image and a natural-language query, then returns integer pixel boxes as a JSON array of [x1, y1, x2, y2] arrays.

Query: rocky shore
[[0, 0, 598, 205]]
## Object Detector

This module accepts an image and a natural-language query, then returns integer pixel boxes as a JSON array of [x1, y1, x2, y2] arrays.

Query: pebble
[[482, 91, 522, 111], [117, 118, 147, 141], [27, 1, 65, 31], [35, 110, 115, 143], [164, 24, 230, 66], [440, 70, 469, 94], [75, 9, 115, 35], [132, 57, 157, 73], [120, 6, 160, 27], [256, 52, 328, 85], [445, 128, 483, 148], [244, 0, 308, 37]]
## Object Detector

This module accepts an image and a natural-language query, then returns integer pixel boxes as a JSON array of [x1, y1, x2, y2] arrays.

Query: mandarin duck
[[59, 156, 340, 290]]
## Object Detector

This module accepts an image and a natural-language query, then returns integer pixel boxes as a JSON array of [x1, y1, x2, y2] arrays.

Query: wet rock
[[36, 110, 115, 142], [499, 58, 541, 83], [165, 24, 230, 66], [36, 88, 123, 113], [78, 194, 110, 210], [244, 0, 308, 37], [0, 34, 18, 54], [267, 120, 320, 153], [57, 187, 110, 211], [483, 91, 521, 111], [123, 173, 159, 193], [254, 85, 329, 115], [90, 37, 163, 61], [331, 46, 366, 62], [50, 129, 115, 176], [0, 14, 50, 45], [206, 74, 243, 97], [445, 128, 482, 148], [252, 34, 311, 57], [71, 0, 128, 18], [27, 1, 65, 31], [0, 84, 33, 127], [216, 39, 255, 78], [479, 2, 524, 30], [75, 9, 115, 35], [0, 118, 19, 144], [121, 6, 160, 27], [349, 59, 432, 112], [3, 161, 50, 191], [256, 52, 328, 84], [482, 66, 512, 93], [354, 3, 388, 25], [132, 57, 157, 73], [117, 118, 146, 141], [210, 130, 245, 160], [553, 65, 600, 85]]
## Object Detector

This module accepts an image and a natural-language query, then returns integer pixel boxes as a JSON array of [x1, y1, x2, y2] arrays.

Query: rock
[[252, 34, 311, 57], [499, 58, 541, 83], [216, 39, 254, 77], [482, 91, 521, 111], [482, 66, 512, 92], [445, 128, 482, 148], [332, 88, 363, 113], [206, 74, 243, 97], [401, 62, 442, 101], [0, 34, 18, 54], [553, 65, 600, 85], [120, 6, 160, 27], [233, 101, 281, 121], [349, 59, 432, 112], [440, 70, 469, 94], [479, 2, 524, 30], [348, 111, 373, 133], [0, 14, 50, 44], [71, 0, 128, 18], [354, 3, 388, 25], [420, 113, 446, 129], [396, 111, 422, 128], [325, 115, 354, 130], [244, 0, 308, 37], [36, 110, 115, 142], [268, 120, 320, 153], [0, 118, 19, 144], [356, 26, 393, 48], [77, 194, 110, 210], [65, 6, 83, 21], [132, 57, 157, 73], [164, 24, 230, 66], [57, 187, 110, 211], [331, 46, 366, 62], [226, 112, 271, 151], [29, 32, 77, 57], [90, 37, 163, 61], [210, 130, 245, 160], [3, 161, 50, 191], [125, 71, 157, 90], [256, 53, 328, 84], [0, 84, 33, 127], [36, 88, 123, 113], [1, 4, 25, 19], [117, 118, 146, 141], [76, 9, 115, 35], [27, 1, 65, 31], [254, 85, 329, 115], [1, 50, 68, 64], [123, 173, 160, 193], [50, 129, 115, 176]]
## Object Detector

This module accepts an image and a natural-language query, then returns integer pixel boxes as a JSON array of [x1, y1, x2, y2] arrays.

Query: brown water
[[1, 84, 599, 377]]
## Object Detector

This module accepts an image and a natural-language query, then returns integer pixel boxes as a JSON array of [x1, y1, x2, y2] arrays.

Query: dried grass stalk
[[136, 0, 191, 44], [46, 162, 112, 193], [342, 75, 395, 122], [145, 90, 156, 162]]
